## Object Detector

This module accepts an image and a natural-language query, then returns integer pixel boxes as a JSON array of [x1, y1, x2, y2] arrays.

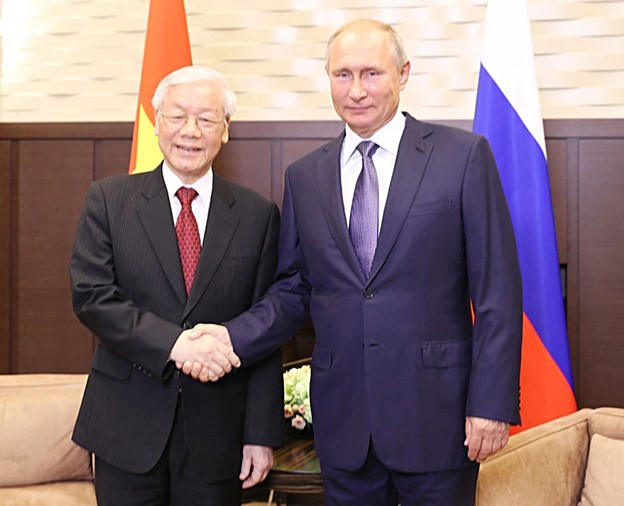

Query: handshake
[[169, 324, 240, 383]]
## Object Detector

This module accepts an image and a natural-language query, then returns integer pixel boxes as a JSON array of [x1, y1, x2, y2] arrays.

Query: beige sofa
[[3, 374, 622, 506], [476, 407, 624, 506], [0, 374, 96, 505]]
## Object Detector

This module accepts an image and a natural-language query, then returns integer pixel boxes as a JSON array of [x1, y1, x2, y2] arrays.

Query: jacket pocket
[[408, 199, 452, 217], [421, 340, 472, 368], [91, 345, 132, 380], [312, 345, 332, 371]]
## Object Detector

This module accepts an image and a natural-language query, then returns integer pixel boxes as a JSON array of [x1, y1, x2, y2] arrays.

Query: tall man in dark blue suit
[[192, 19, 523, 505]]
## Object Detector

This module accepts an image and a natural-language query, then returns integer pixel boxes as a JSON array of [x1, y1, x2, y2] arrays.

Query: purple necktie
[[349, 141, 379, 277], [175, 187, 201, 295]]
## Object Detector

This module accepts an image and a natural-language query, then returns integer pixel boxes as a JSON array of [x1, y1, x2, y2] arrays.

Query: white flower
[[283, 365, 312, 429]]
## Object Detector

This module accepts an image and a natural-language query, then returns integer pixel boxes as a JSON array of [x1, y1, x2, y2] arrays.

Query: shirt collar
[[162, 162, 213, 203], [342, 110, 406, 163]]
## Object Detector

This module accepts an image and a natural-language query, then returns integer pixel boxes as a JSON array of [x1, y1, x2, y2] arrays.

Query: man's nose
[[180, 116, 202, 136], [349, 77, 367, 100]]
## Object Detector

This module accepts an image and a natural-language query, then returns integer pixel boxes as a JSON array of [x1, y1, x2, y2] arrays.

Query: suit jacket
[[226, 113, 522, 473], [70, 165, 283, 481]]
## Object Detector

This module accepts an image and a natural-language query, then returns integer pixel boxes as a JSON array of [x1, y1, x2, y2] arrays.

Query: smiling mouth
[[176, 145, 201, 153]]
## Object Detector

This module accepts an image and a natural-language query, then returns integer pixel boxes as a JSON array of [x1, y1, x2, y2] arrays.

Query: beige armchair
[[0, 374, 96, 505], [476, 407, 624, 506]]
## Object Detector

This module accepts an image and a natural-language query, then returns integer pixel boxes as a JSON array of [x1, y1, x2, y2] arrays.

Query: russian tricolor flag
[[473, 0, 577, 433]]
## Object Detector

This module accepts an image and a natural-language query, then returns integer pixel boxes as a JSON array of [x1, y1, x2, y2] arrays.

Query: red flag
[[129, 0, 192, 174]]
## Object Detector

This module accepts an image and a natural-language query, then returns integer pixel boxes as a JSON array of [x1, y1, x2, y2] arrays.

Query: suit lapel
[[184, 174, 239, 317], [137, 166, 187, 304], [316, 135, 367, 282], [368, 115, 434, 284]]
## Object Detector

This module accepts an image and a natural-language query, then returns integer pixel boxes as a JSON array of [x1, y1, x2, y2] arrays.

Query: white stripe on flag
[[480, 0, 546, 155]]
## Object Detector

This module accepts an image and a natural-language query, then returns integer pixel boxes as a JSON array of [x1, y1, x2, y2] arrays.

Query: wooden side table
[[249, 433, 324, 505], [244, 357, 324, 505]]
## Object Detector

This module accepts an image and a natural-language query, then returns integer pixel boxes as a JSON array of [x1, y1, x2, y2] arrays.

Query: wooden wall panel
[[578, 139, 624, 408], [0, 141, 10, 373], [215, 140, 273, 202], [1, 120, 623, 411], [94, 139, 132, 180], [14, 140, 95, 372], [276, 140, 335, 206]]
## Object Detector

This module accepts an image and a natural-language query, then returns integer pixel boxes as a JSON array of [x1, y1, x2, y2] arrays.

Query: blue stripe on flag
[[474, 65, 574, 390]]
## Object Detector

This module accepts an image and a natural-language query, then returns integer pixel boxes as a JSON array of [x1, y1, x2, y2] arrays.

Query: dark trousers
[[320, 441, 479, 506], [94, 398, 242, 506]]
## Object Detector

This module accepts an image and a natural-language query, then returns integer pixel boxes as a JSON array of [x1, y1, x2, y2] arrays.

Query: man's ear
[[399, 60, 411, 90], [221, 117, 231, 144]]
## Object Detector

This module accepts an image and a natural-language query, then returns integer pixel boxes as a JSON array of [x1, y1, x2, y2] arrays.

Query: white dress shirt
[[340, 110, 406, 233], [162, 162, 213, 245]]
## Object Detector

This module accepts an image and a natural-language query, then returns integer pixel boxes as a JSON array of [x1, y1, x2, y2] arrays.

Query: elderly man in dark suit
[[70, 65, 282, 506], [192, 18, 523, 506]]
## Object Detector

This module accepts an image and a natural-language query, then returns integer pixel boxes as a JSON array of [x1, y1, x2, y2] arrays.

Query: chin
[[344, 112, 371, 125], [348, 121, 374, 137]]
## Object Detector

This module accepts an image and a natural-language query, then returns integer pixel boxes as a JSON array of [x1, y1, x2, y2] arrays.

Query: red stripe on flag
[[510, 313, 577, 434]]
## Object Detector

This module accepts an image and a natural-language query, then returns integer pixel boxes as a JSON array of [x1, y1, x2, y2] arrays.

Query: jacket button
[[364, 289, 374, 299]]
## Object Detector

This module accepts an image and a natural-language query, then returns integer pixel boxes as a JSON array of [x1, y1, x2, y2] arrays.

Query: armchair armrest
[[476, 408, 592, 506]]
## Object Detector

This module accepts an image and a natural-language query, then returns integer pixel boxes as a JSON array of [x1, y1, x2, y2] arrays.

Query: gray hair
[[151, 65, 237, 118], [325, 19, 409, 72]]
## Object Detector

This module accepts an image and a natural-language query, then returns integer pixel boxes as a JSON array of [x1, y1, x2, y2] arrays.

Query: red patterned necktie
[[175, 187, 201, 296]]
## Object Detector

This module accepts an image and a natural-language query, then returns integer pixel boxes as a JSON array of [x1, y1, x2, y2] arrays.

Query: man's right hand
[[169, 327, 240, 382], [182, 324, 237, 382]]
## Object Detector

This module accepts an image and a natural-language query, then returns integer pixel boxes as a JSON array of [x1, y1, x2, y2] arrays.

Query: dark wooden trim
[[8, 141, 20, 373], [544, 119, 624, 139], [0, 141, 10, 373], [2, 118, 624, 141], [566, 138, 581, 398], [0, 122, 133, 140]]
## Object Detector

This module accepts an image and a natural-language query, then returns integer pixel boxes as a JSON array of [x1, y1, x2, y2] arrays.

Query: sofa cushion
[[0, 374, 92, 487], [578, 433, 624, 506], [0, 481, 96, 506], [587, 407, 624, 441], [0, 373, 88, 388]]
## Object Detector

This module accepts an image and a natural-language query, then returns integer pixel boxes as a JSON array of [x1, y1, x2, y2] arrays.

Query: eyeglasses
[[159, 112, 226, 133]]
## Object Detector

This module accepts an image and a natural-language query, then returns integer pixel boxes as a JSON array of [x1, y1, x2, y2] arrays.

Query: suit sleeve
[[241, 203, 284, 446], [463, 136, 523, 424], [70, 181, 181, 380], [225, 169, 312, 365]]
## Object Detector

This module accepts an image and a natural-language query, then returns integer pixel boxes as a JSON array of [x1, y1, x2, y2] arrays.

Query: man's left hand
[[239, 445, 273, 489], [464, 416, 510, 462]]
